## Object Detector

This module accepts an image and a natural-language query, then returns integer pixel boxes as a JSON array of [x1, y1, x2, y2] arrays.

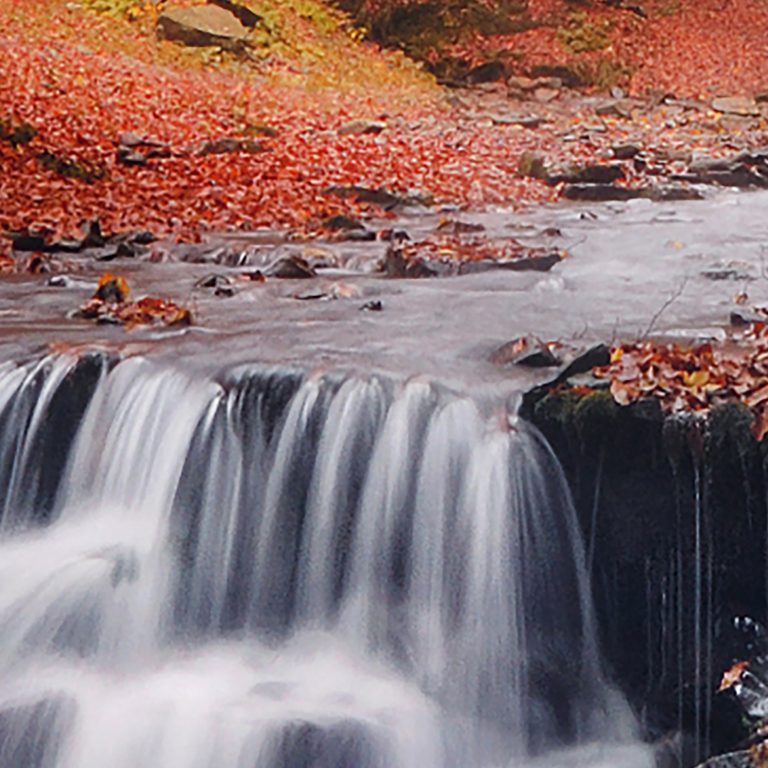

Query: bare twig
[[641, 275, 690, 341], [759, 245, 768, 280]]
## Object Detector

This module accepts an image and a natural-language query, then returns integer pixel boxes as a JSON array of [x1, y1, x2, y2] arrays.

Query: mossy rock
[[573, 390, 620, 444], [557, 12, 612, 55]]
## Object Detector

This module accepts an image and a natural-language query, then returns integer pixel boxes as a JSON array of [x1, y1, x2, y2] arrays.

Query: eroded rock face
[[157, 5, 250, 51]]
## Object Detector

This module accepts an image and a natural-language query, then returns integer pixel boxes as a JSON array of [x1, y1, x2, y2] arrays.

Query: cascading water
[[0, 354, 650, 768]]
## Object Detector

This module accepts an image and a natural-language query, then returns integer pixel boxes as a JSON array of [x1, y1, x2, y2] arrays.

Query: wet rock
[[711, 97, 761, 117], [294, 288, 328, 301], [195, 273, 232, 290], [563, 183, 703, 202], [338, 119, 386, 136], [377, 228, 411, 243], [91, 244, 121, 262], [383, 247, 441, 278], [553, 343, 611, 385], [322, 215, 366, 233], [9, 231, 49, 252], [490, 336, 561, 367], [678, 151, 768, 188], [324, 185, 431, 210], [458, 251, 563, 274], [436, 219, 485, 235], [294, 282, 361, 301], [548, 162, 626, 185], [702, 267, 753, 281], [157, 5, 250, 53], [322, 215, 363, 232], [360, 300, 383, 312], [266, 256, 316, 279]]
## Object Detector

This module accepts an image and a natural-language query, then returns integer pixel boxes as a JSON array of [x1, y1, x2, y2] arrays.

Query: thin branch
[[642, 275, 690, 341]]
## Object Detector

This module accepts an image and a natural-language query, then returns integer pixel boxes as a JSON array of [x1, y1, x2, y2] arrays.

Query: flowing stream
[[0, 353, 651, 767]]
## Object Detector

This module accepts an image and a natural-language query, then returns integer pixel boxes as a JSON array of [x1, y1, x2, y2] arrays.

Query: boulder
[[157, 5, 250, 52]]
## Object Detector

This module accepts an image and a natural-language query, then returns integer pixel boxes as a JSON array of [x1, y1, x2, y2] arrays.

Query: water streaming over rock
[[0, 354, 649, 768]]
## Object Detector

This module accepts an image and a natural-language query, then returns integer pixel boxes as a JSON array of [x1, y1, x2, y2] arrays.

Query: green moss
[[518, 151, 548, 180], [656, 0, 681, 17], [0, 119, 38, 147], [571, 56, 633, 91], [573, 390, 620, 444], [534, 388, 585, 425], [557, 12, 612, 55], [38, 151, 107, 183]]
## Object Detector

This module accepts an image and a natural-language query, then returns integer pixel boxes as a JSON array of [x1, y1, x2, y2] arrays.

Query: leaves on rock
[[79, 272, 192, 328], [594, 336, 768, 440]]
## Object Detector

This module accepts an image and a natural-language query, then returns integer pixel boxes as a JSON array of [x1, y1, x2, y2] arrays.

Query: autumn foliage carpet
[[1, 0, 767, 244]]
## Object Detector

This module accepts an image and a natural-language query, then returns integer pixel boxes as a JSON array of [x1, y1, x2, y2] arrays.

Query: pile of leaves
[[593, 336, 768, 440], [78, 273, 192, 328], [397, 232, 564, 265]]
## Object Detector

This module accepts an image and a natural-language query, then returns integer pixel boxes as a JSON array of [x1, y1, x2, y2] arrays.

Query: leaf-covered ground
[[477, 0, 768, 99], [1, 0, 767, 247]]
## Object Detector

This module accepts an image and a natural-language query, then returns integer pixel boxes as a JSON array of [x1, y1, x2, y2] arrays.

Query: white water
[[0, 355, 652, 768]]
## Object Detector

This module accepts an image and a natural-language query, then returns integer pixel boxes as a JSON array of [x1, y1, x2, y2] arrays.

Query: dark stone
[[611, 144, 642, 159], [360, 300, 383, 311], [563, 184, 645, 201], [466, 60, 508, 84], [458, 251, 563, 274], [195, 273, 232, 289], [523, 387, 768, 767], [323, 215, 366, 232], [383, 247, 440, 278], [266, 256, 316, 279], [10, 232, 50, 252], [548, 163, 626, 185], [491, 337, 560, 367], [530, 64, 586, 88], [91, 244, 121, 262]]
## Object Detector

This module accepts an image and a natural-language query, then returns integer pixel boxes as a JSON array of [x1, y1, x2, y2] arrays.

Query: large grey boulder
[[157, 5, 250, 52]]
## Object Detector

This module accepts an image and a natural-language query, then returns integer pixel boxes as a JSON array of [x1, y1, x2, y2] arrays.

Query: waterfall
[[0, 354, 649, 768]]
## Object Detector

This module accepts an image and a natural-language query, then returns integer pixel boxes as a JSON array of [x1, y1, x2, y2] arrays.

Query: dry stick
[[641, 275, 690, 341]]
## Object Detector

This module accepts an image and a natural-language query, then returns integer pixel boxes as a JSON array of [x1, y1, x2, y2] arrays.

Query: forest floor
[[1, 0, 767, 245]]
